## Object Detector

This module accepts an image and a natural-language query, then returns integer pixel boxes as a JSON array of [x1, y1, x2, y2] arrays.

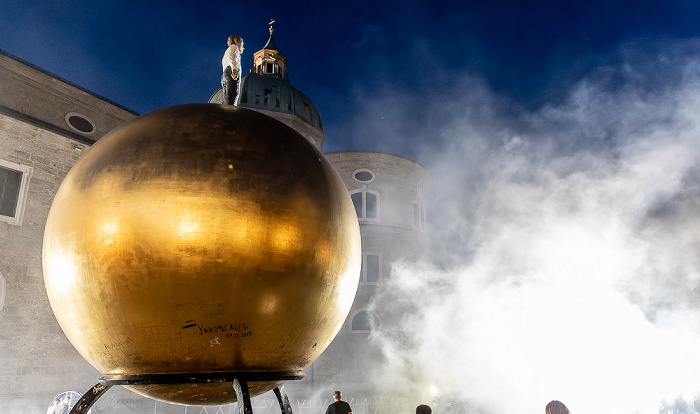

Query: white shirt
[[222, 45, 242, 79]]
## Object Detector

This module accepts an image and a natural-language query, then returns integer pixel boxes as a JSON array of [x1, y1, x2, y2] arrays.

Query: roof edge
[[324, 150, 429, 171], [0, 104, 97, 145], [0, 48, 139, 116]]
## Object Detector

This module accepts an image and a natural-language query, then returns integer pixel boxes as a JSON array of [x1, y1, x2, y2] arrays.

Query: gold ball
[[42, 105, 361, 405]]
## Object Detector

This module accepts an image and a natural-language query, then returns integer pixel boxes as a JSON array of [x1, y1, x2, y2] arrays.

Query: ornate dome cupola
[[209, 21, 325, 149], [253, 22, 288, 79]]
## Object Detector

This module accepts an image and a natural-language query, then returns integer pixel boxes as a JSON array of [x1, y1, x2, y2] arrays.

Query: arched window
[[0, 271, 6, 311], [351, 311, 379, 331], [349, 189, 379, 221]]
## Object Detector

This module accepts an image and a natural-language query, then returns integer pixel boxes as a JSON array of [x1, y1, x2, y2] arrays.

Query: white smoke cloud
[[362, 39, 700, 414]]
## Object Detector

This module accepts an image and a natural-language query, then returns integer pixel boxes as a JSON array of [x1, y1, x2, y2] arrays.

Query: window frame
[[352, 168, 375, 183], [348, 310, 379, 333], [0, 159, 33, 226], [64, 112, 96, 136], [349, 188, 380, 223], [360, 251, 382, 284], [413, 200, 427, 230]]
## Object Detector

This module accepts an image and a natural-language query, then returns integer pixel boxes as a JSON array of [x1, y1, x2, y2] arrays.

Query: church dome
[[208, 74, 324, 146], [241, 73, 323, 132], [208, 75, 323, 133]]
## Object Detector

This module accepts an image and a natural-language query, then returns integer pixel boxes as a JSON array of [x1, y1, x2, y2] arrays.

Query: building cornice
[[0, 104, 96, 145]]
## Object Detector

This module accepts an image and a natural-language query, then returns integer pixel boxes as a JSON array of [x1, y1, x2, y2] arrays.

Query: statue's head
[[227, 35, 244, 52]]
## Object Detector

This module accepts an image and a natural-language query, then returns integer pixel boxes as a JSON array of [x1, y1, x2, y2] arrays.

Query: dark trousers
[[222, 66, 239, 105]]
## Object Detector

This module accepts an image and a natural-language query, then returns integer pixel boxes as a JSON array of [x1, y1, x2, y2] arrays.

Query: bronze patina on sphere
[[42, 104, 361, 405]]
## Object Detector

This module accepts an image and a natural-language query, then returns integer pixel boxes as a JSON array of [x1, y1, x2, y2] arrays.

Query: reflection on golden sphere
[[42, 104, 361, 405]]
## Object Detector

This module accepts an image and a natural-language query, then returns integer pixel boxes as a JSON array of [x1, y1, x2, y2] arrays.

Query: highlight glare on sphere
[[42, 104, 361, 405]]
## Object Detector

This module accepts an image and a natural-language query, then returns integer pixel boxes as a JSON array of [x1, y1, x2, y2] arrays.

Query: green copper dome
[[209, 74, 323, 133]]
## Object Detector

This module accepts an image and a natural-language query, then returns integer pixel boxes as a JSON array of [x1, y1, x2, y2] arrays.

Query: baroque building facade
[[0, 29, 430, 413]]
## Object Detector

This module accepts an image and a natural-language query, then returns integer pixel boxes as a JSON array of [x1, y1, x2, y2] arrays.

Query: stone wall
[[0, 51, 142, 412], [0, 113, 100, 413]]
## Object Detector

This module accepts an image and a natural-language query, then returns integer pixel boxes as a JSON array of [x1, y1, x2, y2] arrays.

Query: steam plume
[[359, 39, 700, 414]]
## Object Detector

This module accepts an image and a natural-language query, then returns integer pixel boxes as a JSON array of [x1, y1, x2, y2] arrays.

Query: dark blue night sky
[[2, 0, 700, 155]]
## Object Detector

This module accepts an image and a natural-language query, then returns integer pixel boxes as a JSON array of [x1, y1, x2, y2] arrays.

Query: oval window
[[65, 113, 95, 134], [354, 170, 374, 182], [68, 116, 94, 133]]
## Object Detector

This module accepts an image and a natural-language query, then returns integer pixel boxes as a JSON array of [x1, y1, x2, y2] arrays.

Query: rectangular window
[[0, 168, 21, 217], [350, 190, 380, 221], [0, 160, 32, 226], [360, 252, 382, 283], [366, 254, 380, 282]]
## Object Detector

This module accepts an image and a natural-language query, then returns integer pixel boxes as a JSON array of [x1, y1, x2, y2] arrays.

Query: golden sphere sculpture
[[42, 104, 361, 405]]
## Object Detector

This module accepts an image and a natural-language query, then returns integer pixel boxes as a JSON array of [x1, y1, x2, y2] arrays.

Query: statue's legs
[[222, 67, 239, 105]]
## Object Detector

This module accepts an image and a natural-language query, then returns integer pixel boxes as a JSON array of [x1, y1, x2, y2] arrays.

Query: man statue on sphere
[[222, 35, 244, 105]]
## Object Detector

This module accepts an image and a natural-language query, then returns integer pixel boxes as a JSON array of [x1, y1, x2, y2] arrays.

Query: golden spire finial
[[269, 19, 275, 35]]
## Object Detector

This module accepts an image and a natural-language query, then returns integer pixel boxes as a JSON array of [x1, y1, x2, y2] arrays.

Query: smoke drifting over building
[[337, 39, 700, 414]]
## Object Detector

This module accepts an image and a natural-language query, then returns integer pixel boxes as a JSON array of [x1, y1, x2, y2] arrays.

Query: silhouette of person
[[675, 395, 689, 413], [546, 400, 570, 414], [416, 404, 432, 414], [325, 390, 352, 414]]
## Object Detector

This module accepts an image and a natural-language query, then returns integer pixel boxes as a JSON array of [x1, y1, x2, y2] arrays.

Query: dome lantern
[[253, 20, 287, 79]]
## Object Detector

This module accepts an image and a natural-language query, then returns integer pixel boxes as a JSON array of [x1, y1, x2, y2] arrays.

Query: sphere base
[[68, 372, 302, 413]]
